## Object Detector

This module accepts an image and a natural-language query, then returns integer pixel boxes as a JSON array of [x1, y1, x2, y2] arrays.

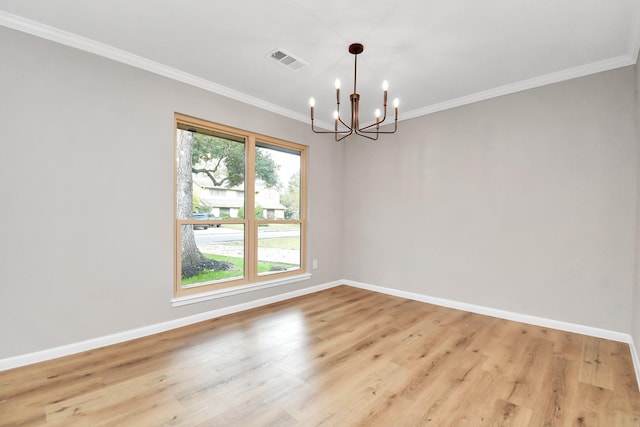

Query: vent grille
[[268, 48, 308, 71]]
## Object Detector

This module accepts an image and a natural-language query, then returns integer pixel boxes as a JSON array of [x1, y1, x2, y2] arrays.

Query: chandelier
[[309, 43, 399, 141]]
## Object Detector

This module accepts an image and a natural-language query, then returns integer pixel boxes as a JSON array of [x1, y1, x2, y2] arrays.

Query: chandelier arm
[[358, 116, 386, 132], [335, 129, 354, 142], [337, 115, 351, 130], [312, 128, 353, 135], [380, 103, 388, 123], [311, 121, 353, 134], [359, 119, 398, 134], [353, 129, 380, 141]]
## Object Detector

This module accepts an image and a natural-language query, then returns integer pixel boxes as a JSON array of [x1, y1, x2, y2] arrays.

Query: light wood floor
[[1, 286, 640, 426]]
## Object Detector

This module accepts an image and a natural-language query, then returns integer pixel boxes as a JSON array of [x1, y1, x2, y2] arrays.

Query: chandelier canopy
[[309, 43, 399, 142]]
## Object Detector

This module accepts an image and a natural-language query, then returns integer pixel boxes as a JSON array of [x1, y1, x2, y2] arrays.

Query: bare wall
[[633, 55, 640, 353], [0, 27, 344, 359], [343, 67, 637, 333]]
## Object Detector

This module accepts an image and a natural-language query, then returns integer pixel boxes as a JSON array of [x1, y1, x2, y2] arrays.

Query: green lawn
[[181, 253, 296, 286]]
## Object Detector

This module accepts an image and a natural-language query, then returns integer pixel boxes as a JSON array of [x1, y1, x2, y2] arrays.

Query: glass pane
[[176, 128, 246, 221], [177, 127, 247, 289], [257, 223, 301, 275], [180, 224, 245, 287], [255, 144, 301, 220]]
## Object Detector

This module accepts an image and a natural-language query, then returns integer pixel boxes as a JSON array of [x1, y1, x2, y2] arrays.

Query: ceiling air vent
[[267, 48, 308, 71]]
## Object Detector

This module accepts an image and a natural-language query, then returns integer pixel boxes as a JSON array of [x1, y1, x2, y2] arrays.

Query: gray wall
[[0, 27, 345, 359], [2, 24, 639, 360], [343, 67, 637, 333], [633, 54, 640, 356]]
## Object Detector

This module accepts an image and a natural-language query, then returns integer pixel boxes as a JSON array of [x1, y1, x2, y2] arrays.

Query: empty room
[[2, 1, 640, 425]]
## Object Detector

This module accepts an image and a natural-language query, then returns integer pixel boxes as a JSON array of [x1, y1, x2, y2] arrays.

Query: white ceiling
[[1, 0, 639, 129]]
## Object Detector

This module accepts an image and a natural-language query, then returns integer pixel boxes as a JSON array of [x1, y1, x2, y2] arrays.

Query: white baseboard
[[0, 280, 341, 371], [343, 279, 640, 389], [3, 278, 640, 390], [630, 337, 640, 391], [345, 280, 632, 342]]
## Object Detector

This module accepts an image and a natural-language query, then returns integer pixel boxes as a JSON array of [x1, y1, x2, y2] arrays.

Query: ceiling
[[1, 1, 639, 129]]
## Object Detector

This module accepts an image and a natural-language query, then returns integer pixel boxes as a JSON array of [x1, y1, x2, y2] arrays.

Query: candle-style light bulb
[[333, 110, 339, 131], [375, 109, 381, 118], [393, 98, 399, 108], [382, 80, 389, 106], [335, 79, 341, 89], [309, 97, 315, 121]]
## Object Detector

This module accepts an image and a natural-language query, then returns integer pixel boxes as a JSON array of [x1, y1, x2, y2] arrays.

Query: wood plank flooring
[[1, 285, 639, 426]]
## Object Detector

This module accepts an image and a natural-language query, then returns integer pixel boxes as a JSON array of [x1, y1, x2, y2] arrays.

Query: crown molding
[[629, 0, 640, 62], [0, 11, 309, 125], [1, 9, 638, 125], [400, 54, 635, 121], [403, 0, 640, 120]]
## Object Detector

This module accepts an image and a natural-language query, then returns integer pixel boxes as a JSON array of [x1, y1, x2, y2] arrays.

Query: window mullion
[[245, 135, 257, 281]]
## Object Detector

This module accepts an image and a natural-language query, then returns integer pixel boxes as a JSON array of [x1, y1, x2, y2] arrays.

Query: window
[[174, 114, 307, 298]]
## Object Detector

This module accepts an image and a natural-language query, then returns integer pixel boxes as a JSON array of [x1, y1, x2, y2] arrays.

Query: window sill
[[171, 273, 312, 307]]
